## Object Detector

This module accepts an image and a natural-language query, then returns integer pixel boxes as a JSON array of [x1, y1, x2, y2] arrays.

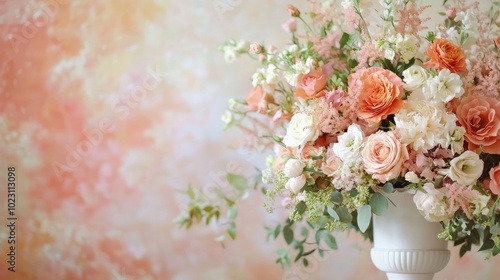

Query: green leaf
[[274, 224, 282, 239], [336, 207, 353, 223], [227, 206, 238, 220], [303, 258, 309, 267], [228, 222, 236, 240], [226, 173, 247, 190], [370, 193, 389, 216], [187, 185, 195, 199], [315, 229, 324, 245], [318, 249, 324, 258], [382, 183, 394, 193], [283, 225, 294, 245], [324, 232, 338, 250], [302, 249, 316, 257], [340, 32, 350, 48], [327, 207, 339, 221], [330, 191, 343, 204], [295, 201, 307, 215], [357, 205, 372, 233], [301, 227, 309, 238], [294, 247, 304, 262]]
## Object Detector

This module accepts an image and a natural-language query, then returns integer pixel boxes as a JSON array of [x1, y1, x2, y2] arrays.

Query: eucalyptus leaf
[[327, 207, 340, 221], [227, 206, 238, 220], [336, 207, 353, 223], [330, 191, 343, 204], [283, 225, 294, 245], [295, 201, 307, 215], [370, 193, 389, 216], [382, 183, 394, 193], [357, 205, 372, 233], [324, 232, 338, 250]]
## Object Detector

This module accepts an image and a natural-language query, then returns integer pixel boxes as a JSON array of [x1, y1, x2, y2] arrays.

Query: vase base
[[386, 273, 434, 280]]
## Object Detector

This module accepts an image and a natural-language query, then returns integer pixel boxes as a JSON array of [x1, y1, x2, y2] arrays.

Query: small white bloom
[[422, 69, 464, 103], [305, 57, 316, 69], [446, 27, 461, 45], [288, 44, 299, 53], [448, 151, 484, 185], [403, 65, 429, 92], [384, 48, 396, 60], [341, 0, 353, 9], [405, 171, 420, 184], [221, 110, 233, 127], [282, 113, 320, 148], [283, 158, 306, 178], [333, 124, 365, 163], [413, 183, 449, 222], [285, 175, 307, 194]]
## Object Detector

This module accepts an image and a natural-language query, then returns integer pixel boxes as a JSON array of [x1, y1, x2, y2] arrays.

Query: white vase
[[370, 190, 451, 280]]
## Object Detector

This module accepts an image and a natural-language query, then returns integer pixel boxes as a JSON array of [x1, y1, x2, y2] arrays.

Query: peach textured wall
[[0, 0, 499, 279]]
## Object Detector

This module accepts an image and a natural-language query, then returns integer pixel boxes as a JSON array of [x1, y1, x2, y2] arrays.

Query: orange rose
[[356, 68, 404, 123], [424, 38, 466, 73], [457, 96, 500, 154], [294, 66, 331, 99], [246, 86, 274, 114]]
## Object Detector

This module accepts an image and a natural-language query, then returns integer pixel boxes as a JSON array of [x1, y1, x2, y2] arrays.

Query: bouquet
[[177, 0, 500, 267]]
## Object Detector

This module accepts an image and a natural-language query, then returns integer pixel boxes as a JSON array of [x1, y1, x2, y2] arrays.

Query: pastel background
[[0, 0, 499, 279]]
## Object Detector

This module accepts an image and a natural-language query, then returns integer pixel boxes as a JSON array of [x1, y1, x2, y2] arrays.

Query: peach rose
[[362, 131, 408, 183], [489, 165, 500, 195], [356, 68, 404, 123], [246, 86, 274, 114], [457, 96, 500, 154], [294, 66, 332, 99], [496, 37, 500, 50], [424, 38, 466, 73]]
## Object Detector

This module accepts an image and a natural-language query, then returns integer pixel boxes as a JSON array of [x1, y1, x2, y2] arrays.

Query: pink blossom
[[446, 8, 456, 18], [489, 165, 500, 195], [281, 18, 297, 33]]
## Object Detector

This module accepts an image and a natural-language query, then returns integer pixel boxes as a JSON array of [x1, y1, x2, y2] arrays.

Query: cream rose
[[283, 113, 320, 148], [413, 183, 449, 222], [448, 151, 484, 185], [361, 131, 407, 183], [402, 65, 429, 92], [333, 124, 365, 163], [283, 158, 305, 178], [285, 175, 306, 194]]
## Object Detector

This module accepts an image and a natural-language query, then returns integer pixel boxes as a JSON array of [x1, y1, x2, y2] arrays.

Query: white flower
[[422, 69, 464, 103], [405, 171, 420, 184], [285, 175, 306, 194], [333, 124, 365, 163], [394, 98, 448, 152], [224, 48, 237, 63], [413, 183, 449, 222], [384, 48, 396, 60], [455, 11, 478, 36], [341, 0, 353, 9], [403, 65, 429, 92], [221, 110, 233, 127], [446, 27, 461, 45], [443, 113, 466, 154], [448, 151, 484, 185], [283, 158, 305, 178], [283, 113, 320, 148], [395, 34, 418, 63]]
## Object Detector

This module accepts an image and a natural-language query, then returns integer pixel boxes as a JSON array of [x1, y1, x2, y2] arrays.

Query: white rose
[[285, 175, 306, 194], [405, 171, 420, 184], [333, 124, 365, 163], [448, 151, 484, 185], [283, 113, 320, 148], [413, 183, 449, 222], [402, 65, 428, 92], [283, 158, 305, 178]]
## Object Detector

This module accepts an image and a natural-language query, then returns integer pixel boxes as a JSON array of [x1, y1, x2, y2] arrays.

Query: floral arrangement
[[177, 0, 500, 267]]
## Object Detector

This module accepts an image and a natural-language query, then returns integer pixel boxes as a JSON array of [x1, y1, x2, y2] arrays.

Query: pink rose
[[287, 4, 300, 17], [362, 131, 408, 183], [496, 36, 500, 50], [457, 96, 500, 154], [246, 86, 274, 114], [294, 65, 332, 99], [489, 165, 500, 195]]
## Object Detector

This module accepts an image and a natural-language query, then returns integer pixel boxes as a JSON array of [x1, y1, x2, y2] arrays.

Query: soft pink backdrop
[[0, 0, 499, 279]]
